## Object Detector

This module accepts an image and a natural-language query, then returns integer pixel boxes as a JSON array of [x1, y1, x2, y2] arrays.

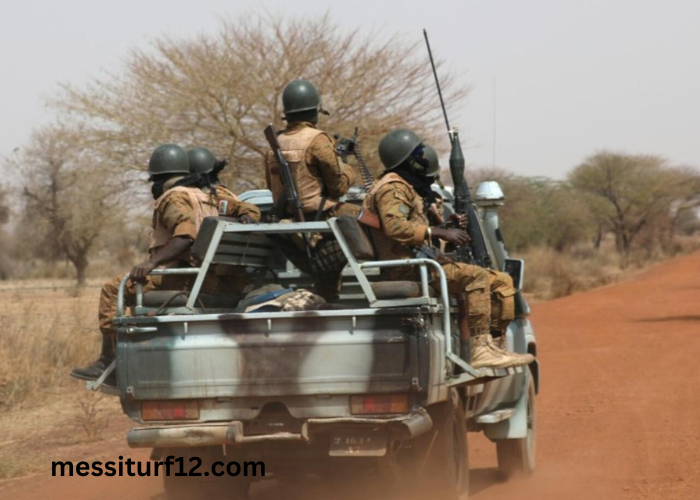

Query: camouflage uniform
[[265, 121, 358, 300], [98, 183, 251, 340], [426, 189, 516, 332], [265, 122, 356, 216], [364, 173, 515, 335], [213, 184, 261, 221]]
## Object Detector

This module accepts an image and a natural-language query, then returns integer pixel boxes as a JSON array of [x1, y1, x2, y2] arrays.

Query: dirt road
[[1, 252, 698, 500]]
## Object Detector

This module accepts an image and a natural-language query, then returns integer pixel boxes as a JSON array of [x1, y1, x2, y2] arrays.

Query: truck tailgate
[[117, 309, 424, 401]]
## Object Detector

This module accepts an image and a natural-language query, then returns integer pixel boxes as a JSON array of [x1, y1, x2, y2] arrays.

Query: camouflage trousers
[[381, 262, 515, 335], [440, 263, 516, 335], [98, 267, 246, 341], [98, 274, 161, 340]]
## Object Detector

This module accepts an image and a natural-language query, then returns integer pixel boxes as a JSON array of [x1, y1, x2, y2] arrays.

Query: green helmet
[[378, 129, 424, 171], [148, 144, 189, 175], [187, 147, 216, 175], [423, 145, 441, 178], [282, 79, 322, 116]]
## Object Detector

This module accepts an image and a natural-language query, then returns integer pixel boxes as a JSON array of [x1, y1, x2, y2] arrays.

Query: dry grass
[[0, 280, 102, 411], [517, 235, 700, 302], [518, 245, 623, 301], [0, 280, 134, 479]]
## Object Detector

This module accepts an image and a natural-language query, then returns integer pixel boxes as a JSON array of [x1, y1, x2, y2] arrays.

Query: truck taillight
[[350, 394, 409, 415], [142, 400, 199, 421]]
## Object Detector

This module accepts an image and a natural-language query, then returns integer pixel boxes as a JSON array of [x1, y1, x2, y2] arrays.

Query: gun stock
[[264, 124, 312, 258]]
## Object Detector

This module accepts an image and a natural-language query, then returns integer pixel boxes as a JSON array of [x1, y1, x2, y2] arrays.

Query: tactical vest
[[149, 186, 219, 266], [362, 173, 428, 262], [265, 126, 338, 214]]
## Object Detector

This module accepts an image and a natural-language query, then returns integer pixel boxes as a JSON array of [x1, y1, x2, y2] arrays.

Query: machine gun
[[423, 30, 491, 268], [335, 127, 374, 192], [264, 123, 312, 258]]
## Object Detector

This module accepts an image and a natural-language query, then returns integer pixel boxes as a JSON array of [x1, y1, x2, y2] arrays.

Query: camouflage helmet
[[148, 144, 189, 175], [378, 129, 424, 171], [187, 147, 216, 175], [423, 145, 441, 178], [282, 79, 322, 116]]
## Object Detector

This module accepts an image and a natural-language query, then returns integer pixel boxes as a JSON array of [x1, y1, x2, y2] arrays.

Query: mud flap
[[483, 371, 530, 440]]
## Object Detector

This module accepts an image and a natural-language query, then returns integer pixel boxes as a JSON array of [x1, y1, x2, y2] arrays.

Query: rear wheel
[[161, 449, 251, 500], [164, 473, 250, 500], [496, 371, 536, 479], [393, 391, 469, 500]]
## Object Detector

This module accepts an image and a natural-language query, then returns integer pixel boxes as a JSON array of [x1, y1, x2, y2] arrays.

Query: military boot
[[490, 330, 507, 350], [470, 334, 534, 369], [71, 335, 116, 385]]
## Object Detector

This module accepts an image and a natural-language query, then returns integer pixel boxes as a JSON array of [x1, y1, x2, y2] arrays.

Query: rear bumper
[[127, 409, 432, 449]]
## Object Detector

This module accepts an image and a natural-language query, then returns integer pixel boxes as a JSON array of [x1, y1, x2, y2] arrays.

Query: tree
[[0, 186, 9, 226], [569, 152, 700, 258], [13, 125, 125, 285], [469, 168, 595, 252], [0, 186, 11, 279], [54, 13, 467, 192]]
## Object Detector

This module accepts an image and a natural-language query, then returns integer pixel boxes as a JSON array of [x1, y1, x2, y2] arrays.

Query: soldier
[[264, 79, 358, 300], [71, 144, 242, 383], [187, 146, 261, 223], [423, 143, 519, 344], [363, 130, 533, 369]]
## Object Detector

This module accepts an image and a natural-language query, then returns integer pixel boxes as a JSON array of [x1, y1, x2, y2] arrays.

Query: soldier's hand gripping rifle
[[423, 29, 491, 268], [335, 127, 374, 192], [264, 123, 312, 259]]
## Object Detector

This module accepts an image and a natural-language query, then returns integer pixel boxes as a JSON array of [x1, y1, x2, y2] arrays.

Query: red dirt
[[2, 252, 699, 500]]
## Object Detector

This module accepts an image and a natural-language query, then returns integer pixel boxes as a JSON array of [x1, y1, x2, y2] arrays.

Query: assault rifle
[[423, 29, 491, 268], [263, 123, 312, 258]]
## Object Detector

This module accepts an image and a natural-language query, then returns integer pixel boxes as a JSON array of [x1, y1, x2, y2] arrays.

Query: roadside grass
[[0, 282, 100, 411], [517, 235, 700, 301]]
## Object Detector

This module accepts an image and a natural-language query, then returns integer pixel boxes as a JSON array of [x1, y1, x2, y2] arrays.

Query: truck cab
[[93, 182, 539, 500]]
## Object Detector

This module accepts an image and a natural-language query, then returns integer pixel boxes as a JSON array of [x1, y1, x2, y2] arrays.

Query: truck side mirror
[[504, 258, 524, 290]]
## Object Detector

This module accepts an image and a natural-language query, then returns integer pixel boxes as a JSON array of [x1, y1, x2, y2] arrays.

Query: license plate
[[329, 431, 388, 457]]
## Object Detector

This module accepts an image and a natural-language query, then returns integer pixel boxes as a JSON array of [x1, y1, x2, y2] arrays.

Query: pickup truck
[[90, 181, 539, 500]]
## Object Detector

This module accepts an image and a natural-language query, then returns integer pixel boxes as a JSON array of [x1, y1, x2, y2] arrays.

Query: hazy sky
[[1, 0, 698, 178]]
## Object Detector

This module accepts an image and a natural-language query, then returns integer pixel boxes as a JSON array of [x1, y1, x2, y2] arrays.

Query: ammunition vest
[[362, 173, 427, 262], [265, 126, 338, 214], [149, 186, 219, 267]]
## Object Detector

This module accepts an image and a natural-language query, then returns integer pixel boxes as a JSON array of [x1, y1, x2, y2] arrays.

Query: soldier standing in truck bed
[[71, 144, 257, 383], [362, 130, 533, 369], [265, 79, 358, 300]]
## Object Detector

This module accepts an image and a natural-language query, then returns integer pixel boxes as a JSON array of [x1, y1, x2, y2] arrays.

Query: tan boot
[[490, 332, 507, 351], [470, 334, 534, 369]]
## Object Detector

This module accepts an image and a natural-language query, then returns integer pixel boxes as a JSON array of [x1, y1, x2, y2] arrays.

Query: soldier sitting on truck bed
[[264, 79, 358, 301], [187, 146, 261, 222], [362, 130, 534, 369], [71, 144, 259, 383], [187, 146, 262, 294], [422, 144, 517, 344]]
